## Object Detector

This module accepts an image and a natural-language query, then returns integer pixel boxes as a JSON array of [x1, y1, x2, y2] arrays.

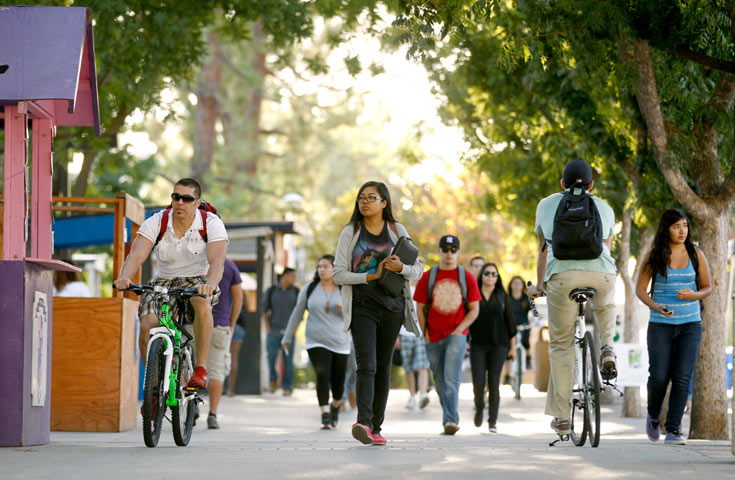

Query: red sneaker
[[188, 366, 209, 390], [372, 433, 387, 446], [351, 423, 374, 445]]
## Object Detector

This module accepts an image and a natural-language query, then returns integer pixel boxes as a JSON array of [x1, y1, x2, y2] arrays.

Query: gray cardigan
[[332, 221, 423, 336]]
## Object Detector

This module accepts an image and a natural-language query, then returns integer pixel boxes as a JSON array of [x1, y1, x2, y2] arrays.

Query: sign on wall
[[613, 343, 649, 387], [31, 291, 48, 407]]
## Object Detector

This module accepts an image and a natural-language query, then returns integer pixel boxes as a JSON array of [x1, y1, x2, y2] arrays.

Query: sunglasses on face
[[171, 192, 198, 203], [440, 247, 459, 254], [357, 195, 383, 204], [483, 271, 499, 277]]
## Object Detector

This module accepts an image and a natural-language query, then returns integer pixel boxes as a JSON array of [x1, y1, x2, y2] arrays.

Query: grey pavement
[[1, 382, 732, 479]]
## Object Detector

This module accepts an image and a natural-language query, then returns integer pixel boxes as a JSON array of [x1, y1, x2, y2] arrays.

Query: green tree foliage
[[394, 0, 735, 439]]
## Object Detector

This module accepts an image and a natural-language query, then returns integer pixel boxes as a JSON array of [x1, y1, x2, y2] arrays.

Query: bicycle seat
[[569, 288, 596, 302]]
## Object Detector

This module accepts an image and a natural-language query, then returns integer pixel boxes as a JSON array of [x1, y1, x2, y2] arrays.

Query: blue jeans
[[647, 321, 702, 433], [266, 330, 295, 390], [426, 334, 467, 426]]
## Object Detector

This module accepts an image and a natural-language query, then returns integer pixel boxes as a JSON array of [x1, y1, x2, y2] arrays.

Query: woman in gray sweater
[[333, 181, 423, 446], [283, 255, 351, 430]]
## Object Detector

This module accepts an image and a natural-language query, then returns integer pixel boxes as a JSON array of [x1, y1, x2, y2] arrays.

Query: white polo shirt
[[137, 209, 228, 279]]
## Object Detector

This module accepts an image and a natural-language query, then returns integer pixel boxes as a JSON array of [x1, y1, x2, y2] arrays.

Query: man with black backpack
[[260, 268, 299, 395], [114, 178, 228, 395], [414, 235, 481, 435], [527, 160, 618, 436]]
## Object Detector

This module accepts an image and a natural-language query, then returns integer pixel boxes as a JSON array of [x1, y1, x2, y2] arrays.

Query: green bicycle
[[123, 284, 204, 447]]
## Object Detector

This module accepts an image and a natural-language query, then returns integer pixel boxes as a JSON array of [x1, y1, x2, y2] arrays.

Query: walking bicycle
[[548, 287, 621, 448], [121, 284, 205, 447]]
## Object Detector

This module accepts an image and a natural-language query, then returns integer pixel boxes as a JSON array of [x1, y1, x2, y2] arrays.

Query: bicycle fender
[[148, 329, 174, 356]]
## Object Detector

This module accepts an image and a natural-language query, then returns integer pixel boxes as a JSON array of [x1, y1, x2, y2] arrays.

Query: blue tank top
[[649, 259, 700, 325]]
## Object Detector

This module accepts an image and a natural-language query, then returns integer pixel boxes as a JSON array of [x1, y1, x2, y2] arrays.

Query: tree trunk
[[628, 38, 732, 440], [190, 30, 224, 191], [619, 210, 654, 418], [689, 210, 730, 440]]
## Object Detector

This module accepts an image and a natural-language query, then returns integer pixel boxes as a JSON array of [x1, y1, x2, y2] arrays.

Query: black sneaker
[[329, 403, 340, 428], [321, 412, 333, 430], [207, 412, 219, 429], [474, 407, 483, 427], [503, 375, 511, 385], [600, 344, 617, 380]]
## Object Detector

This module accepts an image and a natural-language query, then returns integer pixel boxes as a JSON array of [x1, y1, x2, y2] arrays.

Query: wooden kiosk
[[50, 194, 144, 432], [0, 6, 101, 446]]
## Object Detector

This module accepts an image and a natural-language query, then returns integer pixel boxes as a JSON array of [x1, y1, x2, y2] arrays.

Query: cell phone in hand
[[662, 307, 672, 314]]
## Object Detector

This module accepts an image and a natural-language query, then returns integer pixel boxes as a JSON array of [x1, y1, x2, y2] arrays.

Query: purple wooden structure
[[0, 6, 100, 446]]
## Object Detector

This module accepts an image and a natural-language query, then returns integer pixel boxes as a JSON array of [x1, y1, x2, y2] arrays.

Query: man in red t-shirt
[[414, 235, 481, 435]]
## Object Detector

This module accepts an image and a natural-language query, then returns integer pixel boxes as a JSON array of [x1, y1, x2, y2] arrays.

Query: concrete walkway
[[1, 383, 732, 479]]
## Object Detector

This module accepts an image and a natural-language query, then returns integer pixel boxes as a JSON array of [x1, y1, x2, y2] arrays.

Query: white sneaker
[[405, 396, 416, 409]]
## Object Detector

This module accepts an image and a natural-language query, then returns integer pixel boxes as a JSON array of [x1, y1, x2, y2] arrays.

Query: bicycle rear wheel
[[172, 346, 196, 446], [513, 346, 522, 400], [584, 331, 601, 447], [143, 337, 167, 448], [570, 339, 588, 446]]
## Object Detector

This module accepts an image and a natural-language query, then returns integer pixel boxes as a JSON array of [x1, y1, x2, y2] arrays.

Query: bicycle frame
[[145, 293, 193, 408], [573, 301, 587, 390]]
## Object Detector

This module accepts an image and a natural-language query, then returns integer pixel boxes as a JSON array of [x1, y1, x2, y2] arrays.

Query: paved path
[[1, 384, 732, 479]]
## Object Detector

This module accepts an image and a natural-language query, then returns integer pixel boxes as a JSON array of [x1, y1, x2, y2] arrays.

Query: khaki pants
[[544, 270, 616, 418]]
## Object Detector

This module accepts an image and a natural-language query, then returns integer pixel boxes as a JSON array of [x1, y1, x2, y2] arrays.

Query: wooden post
[[112, 199, 125, 298], [3, 105, 27, 260], [31, 118, 54, 258]]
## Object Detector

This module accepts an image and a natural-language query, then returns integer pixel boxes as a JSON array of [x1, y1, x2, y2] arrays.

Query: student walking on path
[[282, 255, 351, 430], [333, 181, 423, 446], [414, 235, 481, 435], [261, 268, 299, 395], [636, 209, 711, 446], [469, 262, 516, 433]]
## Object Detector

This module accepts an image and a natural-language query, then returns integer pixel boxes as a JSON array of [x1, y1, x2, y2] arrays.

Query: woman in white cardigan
[[333, 181, 423, 446]]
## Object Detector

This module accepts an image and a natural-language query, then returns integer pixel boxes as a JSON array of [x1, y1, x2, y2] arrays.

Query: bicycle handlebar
[[118, 283, 206, 299]]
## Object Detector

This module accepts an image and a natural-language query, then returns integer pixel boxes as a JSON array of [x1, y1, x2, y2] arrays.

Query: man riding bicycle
[[114, 178, 228, 392], [527, 160, 617, 436]]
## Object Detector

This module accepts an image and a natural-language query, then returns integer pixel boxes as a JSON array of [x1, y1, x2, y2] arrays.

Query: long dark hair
[[312, 254, 335, 283], [477, 262, 506, 295], [508, 275, 527, 297], [348, 181, 397, 225], [646, 209, 694, 283]]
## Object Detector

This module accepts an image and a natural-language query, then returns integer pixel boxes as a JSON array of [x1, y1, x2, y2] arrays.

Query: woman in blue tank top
[[636, 209, 711, 446]]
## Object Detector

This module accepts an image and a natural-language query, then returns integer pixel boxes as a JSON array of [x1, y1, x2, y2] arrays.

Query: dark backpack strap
[[265, 285, 275, 312], [425, 266, 439, 315], [305, 281, 319, 311], [155, 206, 172, 246], [457, 265, 468, 309], [388, 221, 399, 237]]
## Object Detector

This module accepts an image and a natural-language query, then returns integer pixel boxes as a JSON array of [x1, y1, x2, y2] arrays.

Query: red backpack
[[155, 200, 218, 246]]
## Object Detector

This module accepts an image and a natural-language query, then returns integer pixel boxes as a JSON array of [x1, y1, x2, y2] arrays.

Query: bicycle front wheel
[[584, 331, 601, 447], [143, 337, 167, 448], [172, 346, 196, 446], [513, 346, 522, 400]]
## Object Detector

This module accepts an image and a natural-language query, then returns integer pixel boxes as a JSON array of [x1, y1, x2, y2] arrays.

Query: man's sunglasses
[[171, 192, 198, 203], [440, 246, 459, 254], [483, 271, 499, 277]]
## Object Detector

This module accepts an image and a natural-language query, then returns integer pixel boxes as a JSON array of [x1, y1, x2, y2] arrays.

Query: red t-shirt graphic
[[413, 267, 481, 343]]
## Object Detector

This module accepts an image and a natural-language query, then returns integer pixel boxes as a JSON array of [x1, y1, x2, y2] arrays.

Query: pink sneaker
[[372, 433, 387, 446], [351, 423, 374, 445]]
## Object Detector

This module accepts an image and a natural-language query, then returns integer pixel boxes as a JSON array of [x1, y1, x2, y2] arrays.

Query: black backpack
[[551, 190, 603, 260]]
